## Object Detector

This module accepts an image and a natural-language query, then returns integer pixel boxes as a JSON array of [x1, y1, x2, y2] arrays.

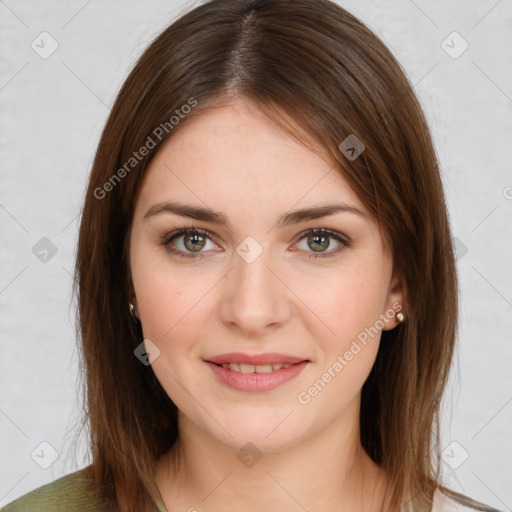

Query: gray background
[[1, 0, 511, 509]]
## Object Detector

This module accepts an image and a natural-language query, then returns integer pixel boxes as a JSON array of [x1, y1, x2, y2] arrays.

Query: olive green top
[[0, 467, 167, 512], [1, 467, 495, 512]]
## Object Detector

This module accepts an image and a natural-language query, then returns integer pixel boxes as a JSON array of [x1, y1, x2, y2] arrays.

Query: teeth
[[240, 363, 255, 374], [220, 363, 293, 373]]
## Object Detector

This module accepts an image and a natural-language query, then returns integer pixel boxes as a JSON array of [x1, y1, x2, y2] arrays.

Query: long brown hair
[[73, 1, 495, 511]]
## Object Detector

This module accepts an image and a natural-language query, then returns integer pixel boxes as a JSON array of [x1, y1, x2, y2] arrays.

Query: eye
[[160, 227, 350, 260], [161, 228, 217, 259], [293, 228, 350, 259]]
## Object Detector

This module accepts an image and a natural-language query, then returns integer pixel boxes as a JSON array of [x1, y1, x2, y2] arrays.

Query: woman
[[1, 0, 502, 511]]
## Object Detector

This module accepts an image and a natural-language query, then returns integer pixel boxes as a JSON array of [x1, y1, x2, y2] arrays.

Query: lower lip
[[205, 361, 309, 392]]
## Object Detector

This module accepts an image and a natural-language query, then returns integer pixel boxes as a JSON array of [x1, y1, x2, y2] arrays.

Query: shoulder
[[433, 487, 504, 512], [1, 466, 101, 512]]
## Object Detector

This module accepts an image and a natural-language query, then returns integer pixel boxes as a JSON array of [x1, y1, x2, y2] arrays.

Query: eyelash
[[159, 227, 350, 260]]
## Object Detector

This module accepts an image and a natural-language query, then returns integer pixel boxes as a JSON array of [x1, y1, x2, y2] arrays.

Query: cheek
[[300, 269, 388, 401], [308, 264, 388, 345], [131, 243, 191, 336], [131, 254, 215, 367], [134, 270, 211, 405], [136, 277, 193, 343], [299, 271, 385, 412]]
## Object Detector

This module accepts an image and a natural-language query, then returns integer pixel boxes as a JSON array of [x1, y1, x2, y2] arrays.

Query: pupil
[[310, 235, 328, 252], [186, 234, 205, 251]]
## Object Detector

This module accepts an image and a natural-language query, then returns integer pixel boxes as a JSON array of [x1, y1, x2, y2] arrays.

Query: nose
[[218, 241, 292, 337]]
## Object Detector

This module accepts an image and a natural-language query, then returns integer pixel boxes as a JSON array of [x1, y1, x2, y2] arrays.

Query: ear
[[382, 269, 405, 331]]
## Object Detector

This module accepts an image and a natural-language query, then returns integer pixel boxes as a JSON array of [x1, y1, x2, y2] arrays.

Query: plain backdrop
[[1, 0, 511, 509]]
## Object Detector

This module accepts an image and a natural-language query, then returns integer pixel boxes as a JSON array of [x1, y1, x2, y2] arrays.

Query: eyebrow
[[143, 201, 370, 228]]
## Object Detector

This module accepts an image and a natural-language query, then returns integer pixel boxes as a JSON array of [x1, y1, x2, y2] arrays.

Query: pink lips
[[206, 352, 307, 366], [204, 352, 309, 392]]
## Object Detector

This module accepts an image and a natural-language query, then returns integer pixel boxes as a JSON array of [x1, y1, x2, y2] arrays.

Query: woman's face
[[129, 98, 403, 453]]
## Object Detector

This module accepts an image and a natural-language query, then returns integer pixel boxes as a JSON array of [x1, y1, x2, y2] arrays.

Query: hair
[[72, 1, 498, 511]]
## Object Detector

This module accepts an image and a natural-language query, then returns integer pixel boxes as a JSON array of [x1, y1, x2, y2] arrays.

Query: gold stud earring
[[396, 312, 404, 323]]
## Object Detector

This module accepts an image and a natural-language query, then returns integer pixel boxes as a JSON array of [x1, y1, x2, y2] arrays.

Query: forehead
[[136, 98, 367, 219]]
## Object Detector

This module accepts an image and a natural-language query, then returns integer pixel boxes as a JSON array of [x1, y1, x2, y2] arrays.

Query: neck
[[155, 404, 387, 512]]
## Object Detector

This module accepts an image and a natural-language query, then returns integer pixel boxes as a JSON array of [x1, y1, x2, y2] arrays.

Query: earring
[[129, 302, 138, 321], [396, 312, 405, 323]]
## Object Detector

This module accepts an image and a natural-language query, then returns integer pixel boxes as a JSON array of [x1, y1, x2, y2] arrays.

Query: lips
[[204, 353, 310, 392], [205, 352, 308, 366]]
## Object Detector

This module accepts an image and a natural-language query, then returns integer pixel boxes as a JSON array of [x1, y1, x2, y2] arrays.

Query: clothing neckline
[[155, 487, 451, 512]]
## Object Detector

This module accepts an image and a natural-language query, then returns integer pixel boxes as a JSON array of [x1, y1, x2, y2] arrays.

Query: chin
[[206, 412, 310, 455]]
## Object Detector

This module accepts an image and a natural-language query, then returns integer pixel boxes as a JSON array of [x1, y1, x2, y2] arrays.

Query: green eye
[[160, 227, 350, 260], [294, 228, 350, 259], [161, 228, 214, 259]]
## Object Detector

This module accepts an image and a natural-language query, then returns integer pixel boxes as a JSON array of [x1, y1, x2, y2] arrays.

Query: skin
[[129, 97, 404, 512]]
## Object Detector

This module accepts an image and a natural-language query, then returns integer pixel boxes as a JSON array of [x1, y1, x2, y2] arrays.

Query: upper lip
[[205, 353, 308, 365]]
